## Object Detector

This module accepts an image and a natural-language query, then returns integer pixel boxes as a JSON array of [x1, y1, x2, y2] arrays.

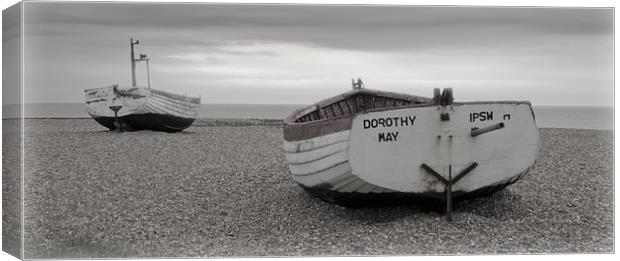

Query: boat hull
[[284, 100, 539, 206], [299, 166, 530, 207], [84, 86, 200, 132], [90, 113, 196, 133]]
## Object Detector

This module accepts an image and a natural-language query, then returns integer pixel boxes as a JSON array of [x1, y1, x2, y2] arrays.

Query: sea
[[1, 103, 614, 130]]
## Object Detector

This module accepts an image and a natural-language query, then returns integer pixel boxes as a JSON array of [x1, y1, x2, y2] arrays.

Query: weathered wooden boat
[[84, 38, 200, 132], [283, 79, 539, 216], [85, 85, 200, 132]]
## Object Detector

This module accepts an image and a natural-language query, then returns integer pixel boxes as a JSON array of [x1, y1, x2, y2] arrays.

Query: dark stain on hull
[[298, 167, 531, 209], [92, 113, 195, 133]]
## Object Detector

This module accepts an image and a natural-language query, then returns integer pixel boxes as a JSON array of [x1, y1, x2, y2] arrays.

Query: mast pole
[[146, 59, 151, 89], [130, 38, 139, 87]]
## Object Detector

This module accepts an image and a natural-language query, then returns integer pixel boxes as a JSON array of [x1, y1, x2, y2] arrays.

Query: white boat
[[84, 38, 200, 132], [85, 85, 200, 132], [283, 79, 539, 214]]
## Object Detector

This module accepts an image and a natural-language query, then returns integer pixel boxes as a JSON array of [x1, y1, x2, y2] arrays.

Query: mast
[[130, 38, 139, 87], [130, 37, 150, 88], [145, 58, 151, 89], [139, 54, 150, 89]]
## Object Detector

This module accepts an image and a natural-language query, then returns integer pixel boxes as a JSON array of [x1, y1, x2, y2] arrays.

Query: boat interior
[[293, 79, 434, 123]]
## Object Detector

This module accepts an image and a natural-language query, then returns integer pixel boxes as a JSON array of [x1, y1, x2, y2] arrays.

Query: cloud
[[24, 3, 612, 50], [17, 2, 614, 106]]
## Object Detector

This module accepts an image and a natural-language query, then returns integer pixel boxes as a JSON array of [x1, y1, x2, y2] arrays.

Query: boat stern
[[84, 85, 148, 118], [347, 101, 539, 195]]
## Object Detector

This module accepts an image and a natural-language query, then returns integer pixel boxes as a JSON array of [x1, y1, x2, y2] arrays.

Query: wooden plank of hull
[[150, 88, 201, 104], [291, 162, 352, 186], [145, 92, 200, 119], [285, 141, 348, 164], [283, 130, 350, 153], [348, 103, 539, 193], [284, 116, 352, 142], [290, 163, 387, 195], [335, 178, 369, 193], [288, 150, 349, 176]]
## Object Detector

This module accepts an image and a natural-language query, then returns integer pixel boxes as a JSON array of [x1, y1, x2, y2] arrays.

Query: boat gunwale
[[84, 86, 201, 103], [284, 88, 427, 125], [284, 88, 533, 126]]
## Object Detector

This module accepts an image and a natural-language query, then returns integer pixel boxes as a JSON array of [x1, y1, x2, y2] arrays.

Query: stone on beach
[[2, 119, 613, 258]]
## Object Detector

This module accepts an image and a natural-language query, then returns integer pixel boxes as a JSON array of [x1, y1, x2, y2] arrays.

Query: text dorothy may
[[363, 116, 417, 143]]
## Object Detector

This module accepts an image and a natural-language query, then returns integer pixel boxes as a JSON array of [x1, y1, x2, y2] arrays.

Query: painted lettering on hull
[[362, 115, 414, 143], [469, 111, 494, 122], [363, 116, 416, 129], [378, 132, 399, 142]]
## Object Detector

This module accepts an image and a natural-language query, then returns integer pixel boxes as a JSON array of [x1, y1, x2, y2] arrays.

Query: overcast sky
[[8, 2, 614, 105]]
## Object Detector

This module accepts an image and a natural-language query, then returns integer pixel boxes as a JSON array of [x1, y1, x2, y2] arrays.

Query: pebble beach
[[3, 118, 614, 258]]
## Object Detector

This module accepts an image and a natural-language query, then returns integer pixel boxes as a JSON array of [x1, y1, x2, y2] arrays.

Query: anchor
[[420, 162, 478, 221], [109, 105, 123, 132]]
